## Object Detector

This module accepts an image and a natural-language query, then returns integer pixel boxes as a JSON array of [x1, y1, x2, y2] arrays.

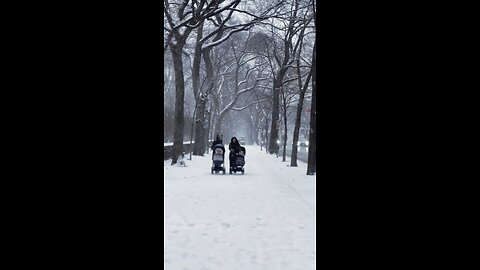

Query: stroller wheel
[[211, 168, 214, 174], [241, 169, 245, 175], [223, 169, 226, 174]]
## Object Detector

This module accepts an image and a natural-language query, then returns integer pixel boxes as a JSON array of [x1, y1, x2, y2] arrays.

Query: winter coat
[[229, 137, 241, 152], [211, 140, 223, 150]]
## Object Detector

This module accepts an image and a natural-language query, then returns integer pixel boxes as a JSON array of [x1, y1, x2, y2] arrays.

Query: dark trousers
[[229, 152, 235, 167]]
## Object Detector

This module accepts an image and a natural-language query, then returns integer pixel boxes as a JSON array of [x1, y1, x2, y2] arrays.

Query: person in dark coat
[[211, 134, 225, 161], [229, 137, 241, 167], [211, 134, 223, 150], [229, 137, 240, 151]]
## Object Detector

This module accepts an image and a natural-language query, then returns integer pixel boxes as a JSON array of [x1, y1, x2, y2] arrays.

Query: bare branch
[[282, 71, 310, 85], [232, 99, 269, 111]]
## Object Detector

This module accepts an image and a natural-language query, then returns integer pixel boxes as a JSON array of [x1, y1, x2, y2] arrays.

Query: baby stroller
[[229, 146, 246, 174], [211, 143, 226, 174]]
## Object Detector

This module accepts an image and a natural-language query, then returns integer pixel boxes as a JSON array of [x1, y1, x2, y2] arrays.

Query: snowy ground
[[164, 145, 316, 270]]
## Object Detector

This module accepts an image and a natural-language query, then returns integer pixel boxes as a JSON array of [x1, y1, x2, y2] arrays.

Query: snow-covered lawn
[[164, 145, 316, 270]]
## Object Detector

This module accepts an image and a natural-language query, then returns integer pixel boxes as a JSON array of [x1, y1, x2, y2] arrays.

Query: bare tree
[[163, 0, 315, 166], [191, 1, 244, 156], [192, 1, 284, 155], [265, 0, 311, 155], [280, 72, 307, 162], [164, 0, 203, 164], [290, 13, 313, 166], [164, 0, 244, 164], [306, 0, 316, 175], [290, 67, 312, 166], [212, 38, 268, 135]]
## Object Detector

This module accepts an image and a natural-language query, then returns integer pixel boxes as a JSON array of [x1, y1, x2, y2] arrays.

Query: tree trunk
[[247, 115, 256, 145], [193, 98, 206, 155], [205, 104, 212, 154], [209, 105, 218, 151], [268, 86, 280, 154], [171, 44, 186, 165], [268, 69, 287, 154], [188, 102, 198, 160], [214, 110, 227, 136], [282, 111, 288, 162], [265, 117, 269, 153], [307, 40, 316, 175], [192, 21, 206, 156], [253, 114, 260, 145], [202, 46, 217, 136], [291, 70, 312, 167]]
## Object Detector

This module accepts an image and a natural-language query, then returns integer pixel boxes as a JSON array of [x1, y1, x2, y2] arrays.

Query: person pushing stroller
[[211, 134, 226, 174], [229, 137, 246, 174], [211, 134, 223, 150]]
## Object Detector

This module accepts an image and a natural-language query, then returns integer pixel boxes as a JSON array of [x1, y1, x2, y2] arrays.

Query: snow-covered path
[[164, 145, 316, 270]]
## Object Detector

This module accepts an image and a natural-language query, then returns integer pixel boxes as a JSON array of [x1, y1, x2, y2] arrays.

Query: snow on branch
[[237, 81, 257, 95], [201, 25, 252, 51], [238, 56, 257, 68], [197, 1, 286, 50], [282, 71, 310, 85], [164, 3, 177, 30], [171, 13, 194, 30], [218, 76, 261, 116], [232, 99, 268, 111], [203, 0, 240, 19], [229, 8, 265, 20], [236, 63, 265, 88]]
